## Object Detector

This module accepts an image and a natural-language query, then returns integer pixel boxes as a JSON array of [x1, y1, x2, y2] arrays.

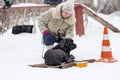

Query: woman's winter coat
[[38, 3, 76, 39]]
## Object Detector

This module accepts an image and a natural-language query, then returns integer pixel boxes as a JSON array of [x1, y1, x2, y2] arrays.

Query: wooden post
[[75, 6, 84, 36]]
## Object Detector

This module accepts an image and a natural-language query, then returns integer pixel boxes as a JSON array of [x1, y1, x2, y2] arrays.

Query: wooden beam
[[75, 3, 120, 33], [0, 4, 55, 10]]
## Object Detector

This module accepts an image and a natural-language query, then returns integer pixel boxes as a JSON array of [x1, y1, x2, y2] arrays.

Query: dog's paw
[[70, 54, 75, 59], [66, 58, 74, 63]]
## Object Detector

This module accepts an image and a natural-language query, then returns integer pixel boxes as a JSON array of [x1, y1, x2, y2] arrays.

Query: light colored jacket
[[38, 3, 76, 39]]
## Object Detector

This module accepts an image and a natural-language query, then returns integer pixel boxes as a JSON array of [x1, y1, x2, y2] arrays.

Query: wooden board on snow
[[28, 62, 76, 69], [28, 59, 96, 69]]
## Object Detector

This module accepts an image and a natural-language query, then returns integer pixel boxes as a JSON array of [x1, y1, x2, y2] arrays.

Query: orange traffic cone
[[96, 27, 118, 63]]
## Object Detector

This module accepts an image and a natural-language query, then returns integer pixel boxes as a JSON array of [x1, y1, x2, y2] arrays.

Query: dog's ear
[[59, 39, 66, 48]]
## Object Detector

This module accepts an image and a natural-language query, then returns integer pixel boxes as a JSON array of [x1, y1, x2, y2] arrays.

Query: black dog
[[44, 38, 77, 66]]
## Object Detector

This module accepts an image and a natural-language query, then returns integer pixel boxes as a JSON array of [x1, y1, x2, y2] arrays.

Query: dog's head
[[59, 38, 77, 51]]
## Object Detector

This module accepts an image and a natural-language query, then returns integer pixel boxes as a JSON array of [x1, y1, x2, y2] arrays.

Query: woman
[[38, 1, 76, 49]]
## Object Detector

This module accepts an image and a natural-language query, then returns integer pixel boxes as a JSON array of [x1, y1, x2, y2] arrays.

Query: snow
[[12, 3, 49, 7], [13, 3, 38, 7], [0, 7, 120, 80]]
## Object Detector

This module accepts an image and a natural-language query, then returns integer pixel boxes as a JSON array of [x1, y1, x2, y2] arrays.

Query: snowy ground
[[0, 12, 120, 80]]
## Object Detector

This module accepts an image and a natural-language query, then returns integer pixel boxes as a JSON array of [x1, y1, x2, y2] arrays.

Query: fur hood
[[52, 3, 76, 25]]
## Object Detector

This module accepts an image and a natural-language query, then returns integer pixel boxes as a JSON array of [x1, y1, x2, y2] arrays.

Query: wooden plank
[[0, 4, 55, 10], [75, 3, 120, 33], [28, 62, 76, 69], [28, 59, 96, 69]]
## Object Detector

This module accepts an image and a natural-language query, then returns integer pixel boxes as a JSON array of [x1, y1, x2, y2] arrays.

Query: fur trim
[[52, 3, 76, 25]]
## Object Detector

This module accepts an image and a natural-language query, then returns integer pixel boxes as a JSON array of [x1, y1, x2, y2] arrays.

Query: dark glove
[[43, 30, 56, 45], [12, 25, 33, 34]]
